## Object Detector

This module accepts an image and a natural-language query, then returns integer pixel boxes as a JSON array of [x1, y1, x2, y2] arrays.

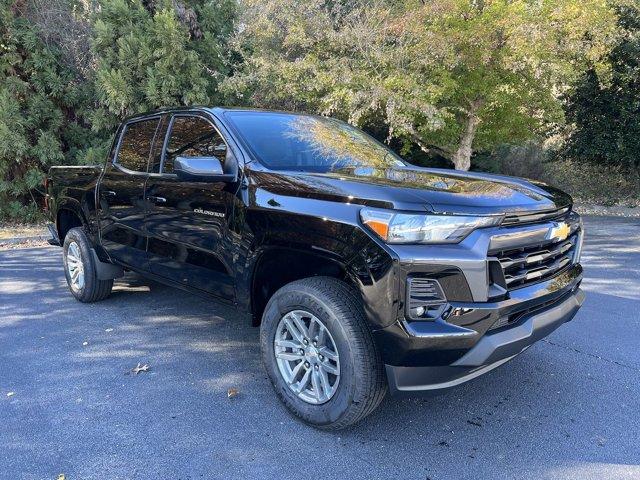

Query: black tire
[[62, 227, 113, 303], [260, 276, 387, 430]]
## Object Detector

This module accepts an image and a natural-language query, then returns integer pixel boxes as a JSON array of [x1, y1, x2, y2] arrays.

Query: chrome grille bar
[[490, 232, 580, 290]]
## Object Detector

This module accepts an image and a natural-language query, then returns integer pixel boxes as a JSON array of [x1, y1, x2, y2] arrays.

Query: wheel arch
[[56, 203, 85, 243], [248, 247, 359, 326]]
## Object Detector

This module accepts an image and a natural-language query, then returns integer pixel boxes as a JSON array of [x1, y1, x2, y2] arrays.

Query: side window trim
[[112, 115, 163, 175], [158, 114, 176, 175], [148, 114, 171, 174], [159, 113, 229, 175]]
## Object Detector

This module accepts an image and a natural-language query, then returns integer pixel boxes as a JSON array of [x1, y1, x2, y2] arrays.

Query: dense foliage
[[91, 0, 236, 131], [0, 0, 96, 220], [564, 1, 640, 169], [225, 0, 617, 170], [0, 0, 636, 220], [0, 0, 236, 220]]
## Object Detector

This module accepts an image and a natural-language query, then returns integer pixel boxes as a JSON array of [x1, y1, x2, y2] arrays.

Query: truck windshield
[[226, 111, 407, 172]]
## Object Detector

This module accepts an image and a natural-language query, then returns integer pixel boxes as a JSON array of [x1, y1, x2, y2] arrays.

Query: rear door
[[144, 113, 238, 300], [97, 116, 161, 270]]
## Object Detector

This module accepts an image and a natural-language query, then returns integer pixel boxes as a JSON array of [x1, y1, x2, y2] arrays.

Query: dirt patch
[[0, 223, 47, 240], [0, 238, 50, 250]]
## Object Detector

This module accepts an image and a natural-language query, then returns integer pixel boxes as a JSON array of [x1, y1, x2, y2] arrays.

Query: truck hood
[[252, 166, 572, 215]]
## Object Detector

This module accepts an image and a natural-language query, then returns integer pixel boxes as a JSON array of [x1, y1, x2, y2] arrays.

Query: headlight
[[360, 208, 502, 244]]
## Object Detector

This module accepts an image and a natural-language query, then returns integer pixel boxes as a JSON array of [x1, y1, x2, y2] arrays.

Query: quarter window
[[163, 116, 228, 173], [116, 118, 160, 172]]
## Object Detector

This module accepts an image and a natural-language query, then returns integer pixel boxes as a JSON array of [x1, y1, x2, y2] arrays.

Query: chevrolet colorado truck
[[45, 107, 585, 429]]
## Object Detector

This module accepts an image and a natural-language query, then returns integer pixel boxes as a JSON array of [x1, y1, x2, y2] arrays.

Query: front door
[[145, 114, 237, 300], [97, 116, 161, 270]]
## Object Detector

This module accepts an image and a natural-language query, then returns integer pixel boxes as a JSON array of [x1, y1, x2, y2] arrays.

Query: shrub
[[542, 159, 640, 207], [473, 143, 548, 180], [473, 142, 640, 207], [0, 0, 98, 222]]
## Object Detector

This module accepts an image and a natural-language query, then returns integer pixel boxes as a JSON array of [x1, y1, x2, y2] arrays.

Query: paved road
[[1, 216, 639, 480]]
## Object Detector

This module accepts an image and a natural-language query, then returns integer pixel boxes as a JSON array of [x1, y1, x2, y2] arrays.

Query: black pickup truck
[[45, 107, 585, 429]]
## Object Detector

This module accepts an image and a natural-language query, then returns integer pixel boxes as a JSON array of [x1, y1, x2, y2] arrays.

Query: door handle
[[102, 190, 116, 198], [148, 195, 167, 204]]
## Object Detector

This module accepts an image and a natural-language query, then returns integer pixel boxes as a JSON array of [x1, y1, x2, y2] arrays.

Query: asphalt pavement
[[1, 216, 639, 480]]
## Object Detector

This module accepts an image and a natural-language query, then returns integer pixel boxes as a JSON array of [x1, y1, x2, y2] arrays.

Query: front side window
[[163, 116, 228, 173], [116, 118, 160, 172], [225, 111, 407, 172]]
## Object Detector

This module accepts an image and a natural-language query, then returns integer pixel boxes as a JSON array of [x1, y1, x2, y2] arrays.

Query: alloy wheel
[[274, 310, 340, 405], [66, 241, 85, 291]]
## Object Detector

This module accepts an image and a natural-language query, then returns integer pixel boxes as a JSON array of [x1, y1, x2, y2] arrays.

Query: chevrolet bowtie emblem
[[548, 221, 571, 242]]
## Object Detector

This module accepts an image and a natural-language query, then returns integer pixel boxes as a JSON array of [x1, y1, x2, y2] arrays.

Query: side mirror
[[173, 156, 236, 183]]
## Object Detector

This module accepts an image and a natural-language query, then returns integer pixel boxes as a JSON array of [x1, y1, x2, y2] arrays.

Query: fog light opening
[[406, 277, 447, 320], [409, 303, 447, 321]]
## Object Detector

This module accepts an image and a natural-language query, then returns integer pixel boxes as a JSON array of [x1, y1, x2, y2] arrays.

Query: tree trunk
[[452, 101, 482, 171]]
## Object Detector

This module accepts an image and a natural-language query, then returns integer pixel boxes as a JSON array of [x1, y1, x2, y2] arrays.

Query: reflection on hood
[[251, 165, 572, 215], [349, 167, 547, 201]]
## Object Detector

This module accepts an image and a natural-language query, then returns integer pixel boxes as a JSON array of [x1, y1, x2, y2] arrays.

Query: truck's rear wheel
[[260, 276, 387, 430], [63, 227, 113, 302]]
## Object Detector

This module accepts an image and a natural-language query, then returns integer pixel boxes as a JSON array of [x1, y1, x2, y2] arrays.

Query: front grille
[[491, 232, 580, 290]]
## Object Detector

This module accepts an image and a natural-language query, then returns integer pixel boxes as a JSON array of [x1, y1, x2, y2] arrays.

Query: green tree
[[564, 1, 640, 169], [0, 0, 238, 220], [0, 0, 97, 220], [91, 0, 237, 132], [226, 0, 618, 170]]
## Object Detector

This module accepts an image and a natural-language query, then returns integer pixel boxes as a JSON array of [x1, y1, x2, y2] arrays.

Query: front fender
[[239, 192, 401, 330]]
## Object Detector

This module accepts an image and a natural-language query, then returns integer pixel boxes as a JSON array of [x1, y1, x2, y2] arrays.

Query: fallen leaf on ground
[[227, 387, 239, 398], [131, 363, 150, 375]]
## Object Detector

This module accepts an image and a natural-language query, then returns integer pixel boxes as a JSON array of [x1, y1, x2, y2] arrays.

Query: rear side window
[[163, 116, 227, 173], [116, 118, 160, 172]]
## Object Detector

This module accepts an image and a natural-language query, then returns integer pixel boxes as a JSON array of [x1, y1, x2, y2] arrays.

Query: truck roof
[[122, 106, 310, 123]]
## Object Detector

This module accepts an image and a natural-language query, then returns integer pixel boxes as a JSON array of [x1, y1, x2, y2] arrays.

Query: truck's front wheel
[[260, 276, 387, 430], [63, 227, 113, 303]]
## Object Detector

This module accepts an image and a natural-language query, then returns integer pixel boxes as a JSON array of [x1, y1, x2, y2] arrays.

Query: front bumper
[[372, 259, 584, 394], [363, 209, 585, 394], [385, 286, 584, 394]]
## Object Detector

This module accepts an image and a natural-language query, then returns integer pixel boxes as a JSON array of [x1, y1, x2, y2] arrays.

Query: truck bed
[[46, 165, 102, 225]]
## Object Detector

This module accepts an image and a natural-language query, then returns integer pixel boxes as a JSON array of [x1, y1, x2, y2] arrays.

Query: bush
[[473, 143, 640, 207], [563, 2, 640, 170], [473, 142, 548, 180], [542, 159, 640, 207], [0, 0, 237, 223], [0, 1, 98, 222]]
